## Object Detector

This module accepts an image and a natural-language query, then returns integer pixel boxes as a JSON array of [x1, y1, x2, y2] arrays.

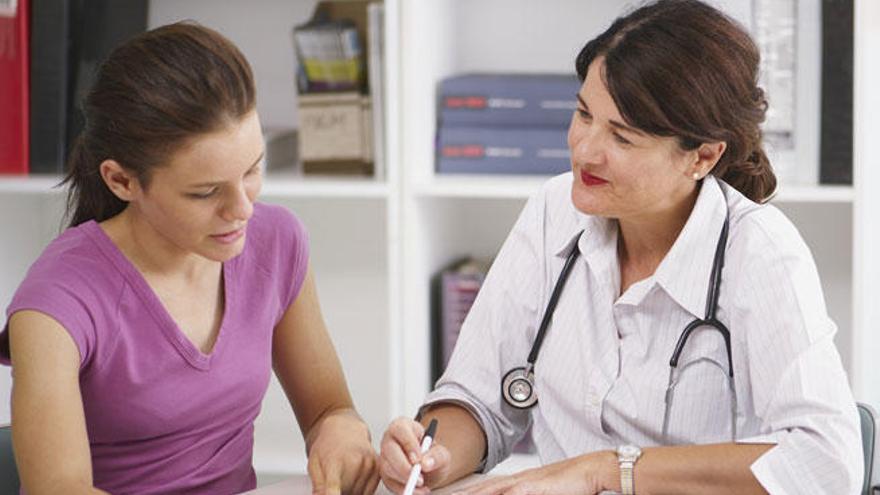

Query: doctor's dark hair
[[575, 0, 776, 203], [62, 22, 256, 227]]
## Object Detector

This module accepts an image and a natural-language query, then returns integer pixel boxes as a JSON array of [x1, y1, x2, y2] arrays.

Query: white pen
[[402, 418, 439, 495]]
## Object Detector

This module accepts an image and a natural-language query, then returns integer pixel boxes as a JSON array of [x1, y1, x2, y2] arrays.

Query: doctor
[[379, 1, 862, 494]]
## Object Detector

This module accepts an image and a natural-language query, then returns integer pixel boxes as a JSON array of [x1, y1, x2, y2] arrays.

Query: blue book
[[438, 73, 580, 128], [436, 126, 570, 175]]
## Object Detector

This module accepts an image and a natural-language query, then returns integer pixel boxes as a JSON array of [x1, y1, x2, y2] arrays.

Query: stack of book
[[293, 1, 385, 178], [432, 258, 489, 383], [431, 257, 536, 453], [293, 19, 364, 93], [819, 0, 854, 184], [436, 73, 580, 175], [0, 0, 29, 174], [1, 0, 148, 175]]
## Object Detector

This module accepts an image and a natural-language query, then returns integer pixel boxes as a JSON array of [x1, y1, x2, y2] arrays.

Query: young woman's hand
[[453, 451, 617, 495], [379, 417, 453, 494], [306, 409, 379, 495]]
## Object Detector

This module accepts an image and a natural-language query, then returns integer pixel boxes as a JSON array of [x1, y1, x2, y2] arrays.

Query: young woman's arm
[[9, 311, 108, 495], [271, 265, 379, 495]]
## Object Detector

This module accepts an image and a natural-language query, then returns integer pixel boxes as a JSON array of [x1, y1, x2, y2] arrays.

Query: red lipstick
[[581, 170, 608, 186]]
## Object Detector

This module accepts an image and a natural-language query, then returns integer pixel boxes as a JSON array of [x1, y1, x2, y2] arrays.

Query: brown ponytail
[[716, 141, 777, 205], [60, 21, 256, 227], [64, 135, 128, 227], [575, 0, 777, 203]]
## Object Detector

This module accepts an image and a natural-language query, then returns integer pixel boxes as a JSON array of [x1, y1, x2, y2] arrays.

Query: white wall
[[148, 0, 318, 129], [0, 192, 67, 424], [254, 196, 390, 473]]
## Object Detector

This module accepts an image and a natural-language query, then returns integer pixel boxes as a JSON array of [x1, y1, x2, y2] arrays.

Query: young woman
[[379, 1, 862, 494], [0, 23, 378, 495]]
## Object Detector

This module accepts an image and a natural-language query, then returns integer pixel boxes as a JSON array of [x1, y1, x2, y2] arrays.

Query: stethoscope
[[501, 203, 737, 441]]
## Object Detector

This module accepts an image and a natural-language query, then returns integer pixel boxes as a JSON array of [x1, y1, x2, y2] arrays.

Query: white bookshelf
[[1, 174, 852, 202], [1, 0, 878, 485], [260, 175, 391, 198], [0, 174, 393, 198], [773, 184, 855, 203], [413, 176, 546, 199], [415, 175, 856, 203], [0, 175, 65, 194]]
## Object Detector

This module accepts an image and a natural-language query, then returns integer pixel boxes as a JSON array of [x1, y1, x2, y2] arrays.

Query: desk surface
[[242, 474, 487, 495]]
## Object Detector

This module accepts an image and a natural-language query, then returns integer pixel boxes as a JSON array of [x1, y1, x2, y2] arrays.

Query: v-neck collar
[[83, 221, 234, 371]]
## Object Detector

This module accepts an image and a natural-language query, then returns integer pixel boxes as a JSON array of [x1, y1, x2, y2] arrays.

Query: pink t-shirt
[[1, 202, 309, 494]]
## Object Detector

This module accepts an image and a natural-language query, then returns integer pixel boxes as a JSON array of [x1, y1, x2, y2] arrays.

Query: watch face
[[617, 445, 641, 459]]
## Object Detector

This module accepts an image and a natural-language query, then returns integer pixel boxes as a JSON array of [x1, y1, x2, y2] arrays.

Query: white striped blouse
[[423, 173, 862, 494]]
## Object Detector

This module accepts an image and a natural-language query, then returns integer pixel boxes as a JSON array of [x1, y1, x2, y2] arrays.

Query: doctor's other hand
[[306, 409, 380, 495], [380, 416, 452, 494], [453, 451, 617, 495]]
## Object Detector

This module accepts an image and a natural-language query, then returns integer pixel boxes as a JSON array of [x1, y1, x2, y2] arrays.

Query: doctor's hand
[[306, 409, 380, 495], [380, 417, 453, 494], [453, 451, 618, 495]]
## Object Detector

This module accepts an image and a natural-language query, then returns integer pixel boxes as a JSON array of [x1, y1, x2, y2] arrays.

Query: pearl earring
[[692, 172, 701, 180]]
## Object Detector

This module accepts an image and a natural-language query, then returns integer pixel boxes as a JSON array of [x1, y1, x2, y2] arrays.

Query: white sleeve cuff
[[736, 433, 779, 445], [749, 444, 793, 495]]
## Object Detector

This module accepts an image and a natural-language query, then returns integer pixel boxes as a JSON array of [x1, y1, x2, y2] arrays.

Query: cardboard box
[[298, 91, 373, 174]]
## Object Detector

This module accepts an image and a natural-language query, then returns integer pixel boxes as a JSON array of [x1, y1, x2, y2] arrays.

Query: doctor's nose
[[568, 125, 606, 166]]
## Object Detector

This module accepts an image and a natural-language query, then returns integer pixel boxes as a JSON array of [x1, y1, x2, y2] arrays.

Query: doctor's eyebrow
[[576, 94, 646, 137], [188, 151, 265, 188]]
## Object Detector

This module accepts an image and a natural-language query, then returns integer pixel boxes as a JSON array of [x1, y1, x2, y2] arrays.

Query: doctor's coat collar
[[552, 175, 729, 319]]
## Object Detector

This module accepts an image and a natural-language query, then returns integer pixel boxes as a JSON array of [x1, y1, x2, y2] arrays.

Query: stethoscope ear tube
[[526, 233, 585, 365], [501, 232, 585, 410], [668, 216, 733, 378]]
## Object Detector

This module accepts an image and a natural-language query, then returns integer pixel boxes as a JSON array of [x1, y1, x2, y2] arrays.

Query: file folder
[[0, 0, 29, 174]]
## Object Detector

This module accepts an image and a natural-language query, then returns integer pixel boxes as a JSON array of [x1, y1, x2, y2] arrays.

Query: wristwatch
[[616, 444, 642, 495]]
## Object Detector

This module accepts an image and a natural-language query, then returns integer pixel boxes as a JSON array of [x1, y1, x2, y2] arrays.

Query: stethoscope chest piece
[[502, 366, 538, 409]]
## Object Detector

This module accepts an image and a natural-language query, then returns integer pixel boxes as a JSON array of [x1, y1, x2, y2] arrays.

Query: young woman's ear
[[100, 160, 142, 202]]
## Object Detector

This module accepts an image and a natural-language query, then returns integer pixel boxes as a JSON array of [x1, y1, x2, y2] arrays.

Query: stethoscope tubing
[[503, 185, 735, 439], [526, 234, 584, 366]]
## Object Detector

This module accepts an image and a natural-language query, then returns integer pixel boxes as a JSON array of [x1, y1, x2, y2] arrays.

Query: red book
[[0, 0, 29, 174]]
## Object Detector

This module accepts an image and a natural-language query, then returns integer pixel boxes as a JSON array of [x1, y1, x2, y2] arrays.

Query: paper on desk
[[243, 474, 620, 495], [375, 475, 489, 495], [242, 474, 489, 495]]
